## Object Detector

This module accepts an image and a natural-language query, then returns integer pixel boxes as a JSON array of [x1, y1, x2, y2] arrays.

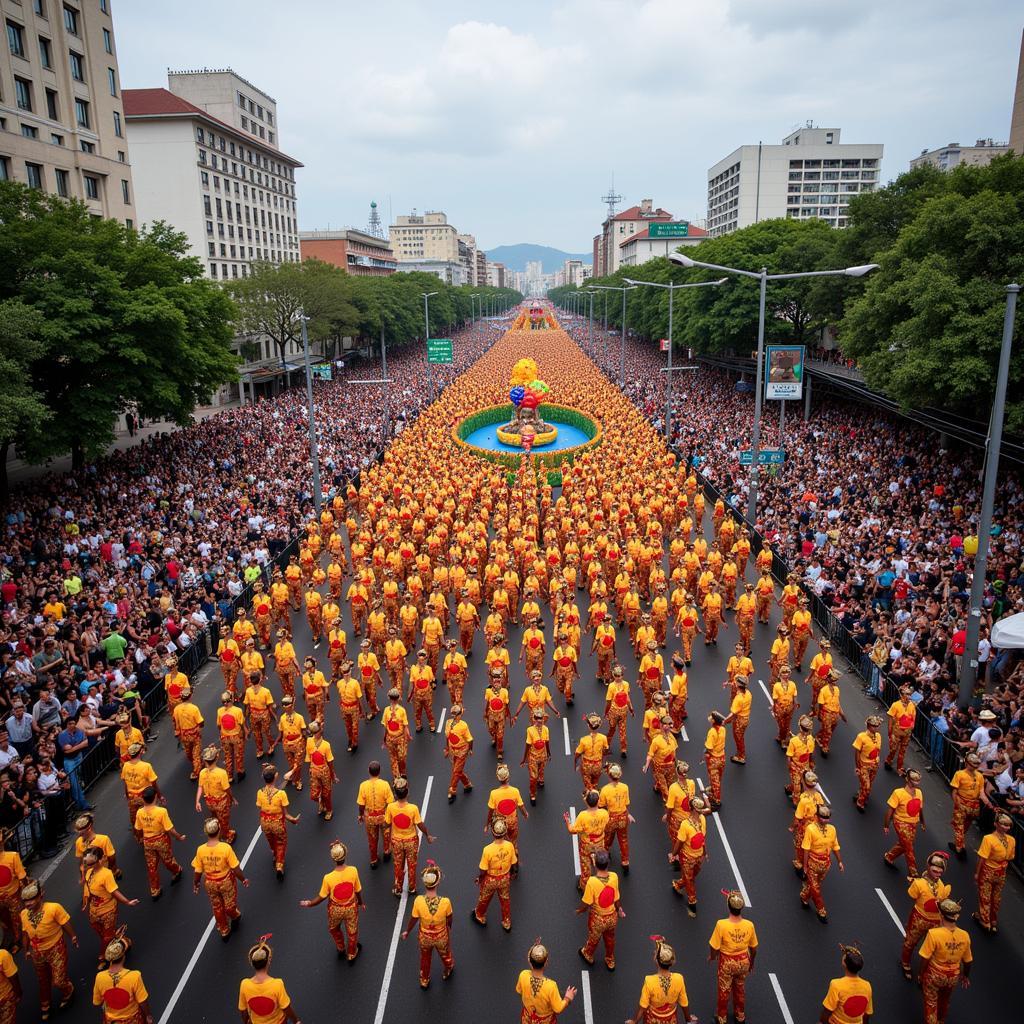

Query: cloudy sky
[[114, 0, 1021, 253]]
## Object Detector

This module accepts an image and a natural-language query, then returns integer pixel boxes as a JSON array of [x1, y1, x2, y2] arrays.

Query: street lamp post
[[959, 283, 1020, 706], [586, 290, 594, 355], [669, 252, 878, 525], [588, 285, 636, 381], [298, 313, 322, 516], [422, 290, 438, 402], [625, 277, 728, 440], [380, 322, 390, 443]]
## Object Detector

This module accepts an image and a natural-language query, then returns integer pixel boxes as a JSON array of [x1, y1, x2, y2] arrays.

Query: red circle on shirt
[[689, 833, 706, 850], [842, 996, 869, 1017], [0, 865, 12, 886], [798, 752, 810, 763], [489, 698, 504, 712], [906, 798, 922, 816], [816, 664, 830, 678], [528, 637, 540, 650], [393, 812, 411, 830], [221, 713, 237, 731], [331, 638, 342, 649], [221, 649, 235, 662], [532, 739, 545, 750], [682, 617, 695, 628], [614, 693, 628, 707], [924, 898, 939, 914], [559, 657, 572, 668], [646, 667, 659, 680], [899, 714, 914, 728], [387, 719, 400, 733], [103, 987, 131, 1010], [333, 881, 355, 902], [680, 795, 691, 811], [445, 663, 459, 675], [497, 798, 517, 816], [247, 996, 277, 1016], [597, 885, 616, 908], [311, 751, 326, 766], [609, 550, 618, 560], [361, 666, 373, 677], [169, 683, 182, 698], [601, 635, 613, 648], [490, 658, 503, 669], [415, 678, 430, 689], [868, 747, 879, 760]]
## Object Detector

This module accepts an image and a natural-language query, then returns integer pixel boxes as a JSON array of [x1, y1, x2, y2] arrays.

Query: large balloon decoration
[[509, 385, 525, 407], [509, 358, 551, 408]]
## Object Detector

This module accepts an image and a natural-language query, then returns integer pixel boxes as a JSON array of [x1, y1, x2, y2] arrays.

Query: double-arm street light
[[669, 251, 879, 524], [624, 277, 728, 440], [470, 293, 481, 324], [422, 291, 438, 401], [296, 312, 322, 516], [587, 284, 636, 384]]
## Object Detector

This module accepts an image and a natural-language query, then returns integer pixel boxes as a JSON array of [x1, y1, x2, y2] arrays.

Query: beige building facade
[[1, 0, 135, 223], [389, 210, 459, 263], [910, 138, 1008, 172]]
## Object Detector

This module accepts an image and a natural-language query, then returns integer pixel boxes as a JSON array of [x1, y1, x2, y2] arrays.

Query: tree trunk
[[71, 438, 84, 470], [0, 442, 9, 506]]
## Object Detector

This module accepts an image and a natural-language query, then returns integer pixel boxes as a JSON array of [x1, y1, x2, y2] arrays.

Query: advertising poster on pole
[[765, 345, 805, 400]]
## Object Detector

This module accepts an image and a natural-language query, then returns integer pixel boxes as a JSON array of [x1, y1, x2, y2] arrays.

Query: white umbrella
[[991, 611, 1024, 649]]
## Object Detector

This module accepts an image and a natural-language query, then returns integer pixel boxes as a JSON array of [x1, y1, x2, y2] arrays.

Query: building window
[[63, 5, 79, 35], [108, 68, 117, 96], [113, 110, 122, 136], [7, 20, 25, 58], [200, 171, 209, 187], [79, 140, 94, 153], [100, 0, 108, 12], [74, 98, 89, 128], [237, 91, 246, 108], [25, 162, 44, 189], [117, 150, 125, 162], [209, 263, 217, 278], [55, 167, 68, 195], [21, 124, 39, 139], [51, 133, 63, 145], [121, 179, 129, 203], [39, 36, 52, 67], [268, 132, 274, 145], [0, 157, 9, 181], [45, 88, 59, 120], [84, 175, 99, 200], [102, 27, 112, 53], [198, 149, 207, 165], [69, 50, 84, 81], [14, 77, 33, 111], [34, 1, 47, 17], [196, 127, 205, 144]]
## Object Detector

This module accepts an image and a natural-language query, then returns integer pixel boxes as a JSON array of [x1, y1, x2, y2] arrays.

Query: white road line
[[436, 707, 447, 734], [875, 887, 906, 936], [769, 973, 796, 1024], [373, 775, 434, 1024], [157, 824, 264, 1024], [758, 678, 772, 703], [581, 968, 594, 1024], [696, 779, 751, 907], [569, 806, 580, 876], [815, 781, 830, 805], [563, 717, 571, 756]]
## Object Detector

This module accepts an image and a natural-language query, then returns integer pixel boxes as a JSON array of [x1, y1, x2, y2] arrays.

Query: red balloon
[[521, 393, 538, 410]]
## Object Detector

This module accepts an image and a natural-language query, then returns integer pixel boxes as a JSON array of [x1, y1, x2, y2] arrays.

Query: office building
[[707, 125, 883, 237], [618, 222, 707, 267], [594, 198, 675, 276], [910, 138, 1009, 171], [299, 229, 396, 275], [389, 210, 460, 264], [1, 0, 135, 223], [397, 257, 466, 285]]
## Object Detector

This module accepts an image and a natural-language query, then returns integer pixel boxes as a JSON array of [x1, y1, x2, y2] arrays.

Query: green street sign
[[427, 338, 453, 364], [648, 222, 690, 238]]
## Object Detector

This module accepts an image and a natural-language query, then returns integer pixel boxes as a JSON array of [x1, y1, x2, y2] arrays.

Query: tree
[[0, 182, 238, 483]]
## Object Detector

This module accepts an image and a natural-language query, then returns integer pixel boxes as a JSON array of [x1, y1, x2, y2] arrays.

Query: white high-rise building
[[706, 125, 883, 237]]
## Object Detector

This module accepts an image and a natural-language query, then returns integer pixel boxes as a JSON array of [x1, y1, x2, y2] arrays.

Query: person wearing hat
[[421, 607, 445, 677], [298, 841, 364, 960], [252, 582, 274, 650], [367, 600, 389, 663], [270, 572, 291, 629], [701, 582, 725, 648], [113, 712, 145, 766], [948, 753, 984, 859], [397, 593, 420, 652], [671, 795, 709, 916], [598, 762, 632, 873], [244, 670, 277, 759], [444, 704, 474, 804], [800, 804, 843, 921], [357, 762, 395, 868], [591, 612, 617, 686], [171, 686, 205, 781], [633, 611, 656, 661], [900, 851, 952, 978], [771, 665, 799, 748], [120, 745, 160, 842], [483, 667, 512, 758], [733, 584, 757, 657], [304, 580, 324, 645], [135, 785, 185, 899], [779, 572, 801, 629], [195, 746, 237, 844], [785, 716, 817, 806], [336, 661, 365, 753], [884, 686, 917, 774], [92, 932, 152, 1023], [385, 778, 435, 898], [240, 639, 266, 691], [276, 696, 307, 791], [300, 656, 327, 728], [821, 944, 872, 1024], [808, 641, 834, 712], [381, 689, 412, 780], [884, 768, 925, 878], [486, 632, 512, 689], [305, 721, 339, 821], [791, 770, 825, 874], [455, 589, 479, 657], [72, 814, 118, 886], [515, 940, 577, 1021], [625, 935, 693, 1024], [0, 830, 27, 951], [769, 625, 791, 685], [974, 811, 1017, 932], [704, 711, 727, 809], [285, 553, 304, 608], [20, 878, 78, 1018], [487, 764, 528, 858], [644, 715, 678, 801], [604, 664, 634, 757], [272, 628, 299, 701], [726, 644, 754, 699], [217, 691, 248, 784], [575, 715, 610, 794], [667, 655, 688, 732], [551, 630, 579, 705], [564, 790, 609, 891], [754, 567, 774, 626], [384, 625, 408, 696], [638, 640, 664, 712], [256, 764, 300, 880], [918, 899, 972, 1024], [852, 716, 883, 812], [815, 670, 846, 757], [791, 596, 813, 672], [192, 818, 248, 941], [651, 581, 670, 648], [442, 638, 468, 707], [81, 843, 139, 958], [238, 935, 301, 1024], [163, 657, 189, 737], [0, 938, 20, 1024], [472, 817, 517, 930], [708, 891, 758, 1024], [723, 677, 752, 766], [521, 709, 552, 805], [665, 760, 697, 854], [232, 607, 257, 650], [401, 860, 454, 989], [576, 848, 622, 971], [407, 650, 437, 734]]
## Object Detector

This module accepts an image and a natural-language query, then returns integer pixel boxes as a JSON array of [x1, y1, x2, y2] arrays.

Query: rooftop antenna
[[601, 174, 623, 220], [367, 200, 385, 239]]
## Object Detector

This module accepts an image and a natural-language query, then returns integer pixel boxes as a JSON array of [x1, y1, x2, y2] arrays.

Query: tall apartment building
[[299, 229, 396, 275], [706, 126, 883, 237], [1, 0, 135, 223], [389, 210, 459, 264], [457, 232, 479, 284], [910, 138, 1009, 171], [123, 70, 302, 283], [595, 199, 674, 276]]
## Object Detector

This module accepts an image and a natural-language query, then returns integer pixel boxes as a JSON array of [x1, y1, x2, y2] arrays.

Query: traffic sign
[[739, 449, 785, 466], [660, 338, 670, 351], [648, 222, 690, 238], [427, 338, 453, 364]]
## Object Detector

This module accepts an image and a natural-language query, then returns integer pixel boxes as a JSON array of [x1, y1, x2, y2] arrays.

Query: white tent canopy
[[992, 612, 1024, 650]]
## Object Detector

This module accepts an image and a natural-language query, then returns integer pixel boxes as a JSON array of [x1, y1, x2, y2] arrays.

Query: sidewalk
[[5, 400, 241, 488]]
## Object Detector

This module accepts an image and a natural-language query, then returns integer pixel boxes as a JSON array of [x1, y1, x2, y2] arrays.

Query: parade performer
[[948, 753, 984, 859], [671, 795, 709, 917], [195, 745, 237, 844], [401, 861, 454, 989], [643, 715, 678, 801], [564, 790, 609, 890], [884, 686, 916, 774], [522, 708, 551, 804], [514, 670, 561, 725], [851, 716, 883, 812], [704, 711, 727, 809], [734, 586, 756, 656], [113, 712, 145, 766], [0, 830, 27, 951], [304, 721, 338, 821], [300, 657, 328, 728], [808, 641, 834, 711], [625, 935, 694, 1024], [515, 941, 577, 1022], [217, 626, 241, 696], [81, 846, 138, 957], [576, 849, 622, 970], [238, 936, 300, 1024], [244, 671, 277, 758], [357, 762, 394, 868], [918, 900, 971, 1024], [385, 778, 435, 897], [73, 814, 119, 881], [135, 787, 184, 900], [754, 569, 774, 624], [639, 640, 664, 710], [551, 631, 579, 705], [791, 596, 813, 671], [821, 944, 873, 1024], [575, 714, 610, 793], [273, 629, 299, 698], [336, 661, 365, 752], [726, 644, 754, 696], [605, 665, 635, 757], [487, 763, 528, 860], [217, 692, 248, 783], [599, 762, 633, 874], [276, 697, 306, 791], [723, 677, 751, 765], [299, 841, 364, 961], [472, 818, 516, 930], [785, 717, 816, 804], [791, 769, 825, 874], [120, 744, 160, 841], [769, 626, 791, 684], [900, 852, 951, 979], [192, 818, 247, 941], [708, 891, 758, 1024], [668, 654, 688, 731], [381, 688, 411, 780], [444, 703, 474, 803], [163, 656, 189, 735], [484, 668, 512, 756], [257, 764, 300, 880], [974, 812, 1016, 933], [385, 626, 408, 692], [800, 804, 843, 922], [771, 665, 799, 746], [0, 930, 20, 1023], [92, 934, 152, 1024], [701, 582, 724, 646], [19, 879, 77, 1019], [408, 650, 437, 733], [816, 671, 846, 756], [883, 768, 925, 878], [171, 686, 204, 780], [456, 592, 480, 655], [442, 639, 468, 707], [664, 760, 697, 859]]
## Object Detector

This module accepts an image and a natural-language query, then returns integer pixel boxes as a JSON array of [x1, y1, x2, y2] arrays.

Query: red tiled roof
[[619, 224, 707, 248], [612, 205, 674, 222], [123, 88, 303, 166]]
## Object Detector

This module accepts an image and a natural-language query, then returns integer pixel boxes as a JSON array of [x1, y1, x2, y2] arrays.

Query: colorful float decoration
[[497, 358, 557, 447]]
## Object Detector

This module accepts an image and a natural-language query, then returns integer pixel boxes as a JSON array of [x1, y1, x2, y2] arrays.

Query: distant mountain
[[485, 243, 591, 274]]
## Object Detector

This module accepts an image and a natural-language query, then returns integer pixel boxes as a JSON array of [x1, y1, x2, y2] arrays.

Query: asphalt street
[[23, 501, 1024, 1024]]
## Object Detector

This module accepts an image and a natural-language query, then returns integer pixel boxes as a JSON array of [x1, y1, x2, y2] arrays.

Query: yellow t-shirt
[[244, 686, 275, 711], [256, 786, 289, 818], [0, 850, 26, 897], [305, 738, 334, 767], [489, 785, 525, 818], [772, 681, 797, 708], [801, 822, 840, 857], [191, 841, 239, 880], [217, 706, 244, 738], [526, 725, 549, 752], [385, 801, 422, 841], [357, 778, 394, 815], [445, 719, 473, 752], [238, 976, 291, 1024], [479, 840, 517, 875], [977, 832, 1016, 865], [950, 769, 984, 801], [337, 678, 363, 708], [121, 760, 157, 796], [581, 872, 620, 915], [20, 901, 70, 951], [598, 781, 630, 815], [666, 779, 696, 814], [411, 893, 452, 930], [822, 976, 873, 1024], [198, 765, 231, 801], [786, 734, 815, 764], [92, 968, 149, 1020], [919, 926, 972, 968], [114, 727, 144, 759], [319, 865, 361, 905], [648, 733, 678, 765], [817, 686, 842, 714], [907, 876, 951, 919], [383, 705, 409, 737], [705, 726, 726, 758], [852, 730, 881, 764], [708, 917, 758, 956], [676, 815, 708, 859], [638, 972, 688, 1012], [83, 865, 119, 914], [135, 805, 173, 840], [570, 807, 609, 843], [887, 787, 924, 824], [576, 733, 609, 762], [730, 692, 752, 720], [515, 972, 568, 1017]]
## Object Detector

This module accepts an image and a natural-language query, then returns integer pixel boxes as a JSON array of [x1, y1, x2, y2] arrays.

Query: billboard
[[648, 222, 690, 238], [765, 345, 804, 400], [311, 363, 333, 380]]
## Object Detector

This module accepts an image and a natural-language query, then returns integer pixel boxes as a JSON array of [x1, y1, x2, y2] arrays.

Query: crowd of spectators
[[0, 319, 505, 855]]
